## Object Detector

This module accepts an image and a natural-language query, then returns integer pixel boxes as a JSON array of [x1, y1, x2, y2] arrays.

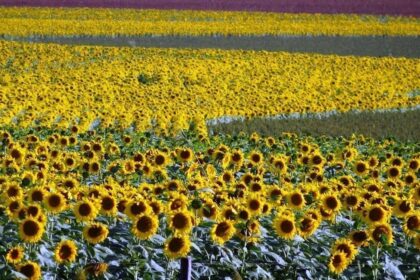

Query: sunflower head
[[55, 240, 78, 263], [211, 220, 236, 245], [17, 261, 42, 280], [83, 223, 109, 244], [19, 218, 44, 243], [132, 214, 159, 240], [164, 236, 191, 259], [273, 214, 296, 240], [328, 251, 349, 275], [6, 246, 24, 264]]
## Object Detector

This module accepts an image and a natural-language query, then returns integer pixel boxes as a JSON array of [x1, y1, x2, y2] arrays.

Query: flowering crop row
[[1, 40, 419, 137], [0, 127, 419, 279], [0, 7, 419, 36]]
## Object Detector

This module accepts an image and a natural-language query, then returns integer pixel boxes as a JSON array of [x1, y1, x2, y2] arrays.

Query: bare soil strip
[[208, 109, 420, 142], [0, 0, 418, 16], [4, 35, 420, 58]]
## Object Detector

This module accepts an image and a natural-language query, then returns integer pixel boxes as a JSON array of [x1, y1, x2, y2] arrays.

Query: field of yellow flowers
[[0, 7, 419, 37], [0, 4, 419, 280], [1, 127, 419, 279]]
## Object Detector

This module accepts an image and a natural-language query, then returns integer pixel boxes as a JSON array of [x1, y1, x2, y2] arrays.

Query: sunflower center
[[291, 194, 303, 206], [131, 203, 146, 215], [168, 237, 184, 253], [48, 195, 61, 207], [88, 226, 103, 238], [31, 191, 44, 202], [59, 245, 73, 260], [172, 213, 188, 229], [280, 220, 294, 233], [332, 255, 343, 267], [23, 220, 40, 236], [79, 204, 92, 216], [407, 216, 419, 230], [102, 197, 115, 210], [180, 150, 191, 159], [155, 155, 165, 165], [369, 207, 384, 222], [399, 201, 411, 213], [215, 222, 231, 237], [346, 196, 357, 206], [326, 197, 338, 210], [10, 249, 19, 259], [372, 226, 389, 242], [336, 244, 351, 258], [352, 231, 368, 242], [356, 163, 366, 173], [20, 264, 35, 277], [136, 216, 153, 232], [249, 200, 260, 211], [300, 218, 313, 232]]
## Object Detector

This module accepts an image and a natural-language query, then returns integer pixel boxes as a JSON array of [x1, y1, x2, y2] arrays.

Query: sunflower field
[[0, 1, 419, 280]]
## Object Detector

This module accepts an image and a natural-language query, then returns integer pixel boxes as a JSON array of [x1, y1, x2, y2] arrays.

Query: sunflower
[[100, 195, 117, 216], [370, 223, 393, 245], [332, 238, 358, 262], [153, 152, 169, 168], [343, 194, 361, 210], [197, 200, 216, 220], [55, 240, 78, 263], [408, 158, 419, 172], [287, 190, 305, 210], [83, 223, 109, 244], [5, 199, 23, 219], [83, 262, 109, 277], [74, 200, 98, 222], [169, 210, 193, 234], [125, 200, 151, 220], [230, 150, 244, 167], [387, 166, 401, 179], [310, 153, 324, 166], [328, 251, 349, 275], [237, 220, 261, 243], [246, 195, 264, 216], [26, 204, 42, 219], [321, 194, 341, 212], [349, 230, 370, 247], [44, 193, 67, 213], [354, 161, 369, 176], [17, 261, 42, 280], [393, 199, 412, 217], [164, 236, 191, 259], [249, 151, 263, 165], [366, 205, 389, 225], [211, 220, 236, 245], [4, 183, 23, 200], [19, 218, 44, 243], [6, 246, 24, 264], [177, 148, 193, 162], [273, 214, 296, 240], [132, 214, 159, 240], [297, 216, 319, 239], [28, 188, 45, 203], [403, 211, 419, 237]]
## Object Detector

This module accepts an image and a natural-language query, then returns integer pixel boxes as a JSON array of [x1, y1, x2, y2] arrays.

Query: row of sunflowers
[[1, 40, 419, 136], [0, 126, 419, 279], [0, 7, 419, 36]]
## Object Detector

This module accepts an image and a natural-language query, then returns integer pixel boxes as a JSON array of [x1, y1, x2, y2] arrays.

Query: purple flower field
[[0, 0, 419, 16]]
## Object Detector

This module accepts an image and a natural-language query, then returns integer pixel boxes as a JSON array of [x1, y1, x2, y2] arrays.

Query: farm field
[[0, 1, 419, 280]]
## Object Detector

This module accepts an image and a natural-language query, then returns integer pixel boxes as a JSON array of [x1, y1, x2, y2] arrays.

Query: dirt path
[[4, 35, 420, 57]]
